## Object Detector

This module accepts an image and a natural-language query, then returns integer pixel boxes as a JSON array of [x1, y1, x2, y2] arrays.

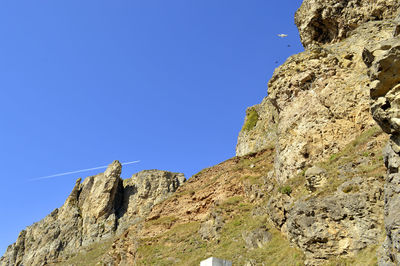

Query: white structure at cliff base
[[200, 257, 232, 266]]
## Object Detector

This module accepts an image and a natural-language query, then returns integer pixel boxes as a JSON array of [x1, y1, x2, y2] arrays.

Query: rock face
[[235, 0, 399, 264], [295, 0, 400, 48], [364, 15, 400, 265], [287, 186, 383, 265], [117, 170, 186, 231], [266, 171, 385, 265], [236, 13, 393, 182], [237, 1, 400, 184], [0, 161, 185, 266]]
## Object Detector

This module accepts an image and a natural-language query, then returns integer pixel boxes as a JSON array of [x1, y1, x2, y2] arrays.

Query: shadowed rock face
[[0, 161, 185, 266], [364, 15, 400, 265]]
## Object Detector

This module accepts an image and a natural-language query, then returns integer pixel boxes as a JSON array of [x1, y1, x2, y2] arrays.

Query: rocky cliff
[[236, 0, 400, 264], [363, 12, 400, 265], [237, 0, 400, 182], [3, 1, 400, 265], [0, 161, 185, 266]]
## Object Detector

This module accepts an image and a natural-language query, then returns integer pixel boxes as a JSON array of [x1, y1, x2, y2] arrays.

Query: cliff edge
[[0, 161, 185, 266]]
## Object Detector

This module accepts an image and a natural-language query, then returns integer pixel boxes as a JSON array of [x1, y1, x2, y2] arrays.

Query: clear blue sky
[[0, 0, 303, 255]]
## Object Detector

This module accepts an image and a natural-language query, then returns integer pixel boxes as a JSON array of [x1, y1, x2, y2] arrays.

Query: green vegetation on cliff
[[242, 107, 259, 131]]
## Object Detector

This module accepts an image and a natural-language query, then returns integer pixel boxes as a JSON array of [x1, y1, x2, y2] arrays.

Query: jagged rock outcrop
[[0, 161, 185, 266], [295, 0, 400, 48], [117, 169, 186, 232], [364, 14, 400, 265], [236, 98, 278, 157]]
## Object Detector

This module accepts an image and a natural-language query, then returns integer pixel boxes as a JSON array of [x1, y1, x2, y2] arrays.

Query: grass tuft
[[278, 185, 292, 196]]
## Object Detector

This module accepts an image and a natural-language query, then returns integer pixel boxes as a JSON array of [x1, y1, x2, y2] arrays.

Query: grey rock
[[338, 162, 357, 178], [242, 228, 272, 249], [364, 26, 400, 265], [199, 210, 224, 241], [286, 192, 383, 265], [267, 194, 292, 228], [305, 166, 327, 192], [337, 176, 362, 194], [251, 205, 268, 217], [245, 183, 265, 203], [379, 139, 400, 265]]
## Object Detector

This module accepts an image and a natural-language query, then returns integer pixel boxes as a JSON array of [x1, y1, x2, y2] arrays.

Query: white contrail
[[29, 160, 140, 181]]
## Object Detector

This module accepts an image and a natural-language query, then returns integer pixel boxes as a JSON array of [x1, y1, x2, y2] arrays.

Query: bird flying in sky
[[277, 34, 288, 38]]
